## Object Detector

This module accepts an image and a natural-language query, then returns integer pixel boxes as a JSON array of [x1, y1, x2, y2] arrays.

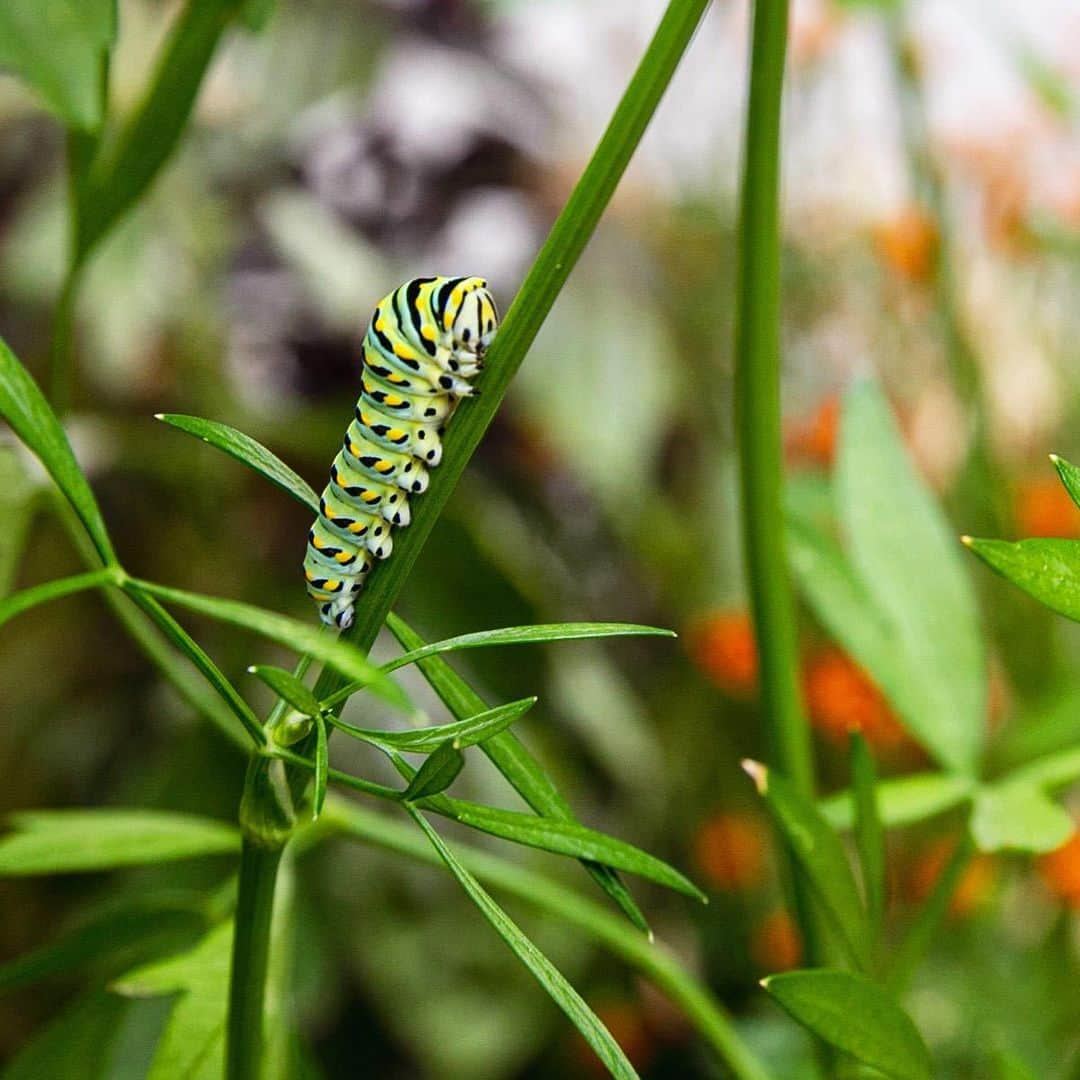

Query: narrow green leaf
[[970, 783, 1075, 854], [406, 807, 639, 1080], [313, 715, 328, 821], [1051, 454, 1080, 510], [330, 696, 537, 753], [388, 614, 650, 934], [113, 921, 232, 1080], [965, 537, 1080, 623], [744, 761, 872, 970], [820, 772, 976, 831], [0, 0, 114, 130], [156, 414, 318, 514], [248, 664, 321, 718], [126, 578, 409, 712], [850, 733, 885, 932], [763, 969, 933, 1080], [403, 741, 465, 801], [76, 0, 242, 256], [0, 568, 118, 628], [427, 794, 705, 903], [0, 336, 116, 564], [838, 382, 984, 773], [0, 810, 238, 876], [0, 447, 36, 599]]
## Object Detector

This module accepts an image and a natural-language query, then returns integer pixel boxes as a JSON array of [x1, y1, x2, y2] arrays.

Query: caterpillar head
[[441, 277, 498, 368]]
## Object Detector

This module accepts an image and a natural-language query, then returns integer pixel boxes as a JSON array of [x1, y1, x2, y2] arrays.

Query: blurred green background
[[2, 0, 1080, 1076]]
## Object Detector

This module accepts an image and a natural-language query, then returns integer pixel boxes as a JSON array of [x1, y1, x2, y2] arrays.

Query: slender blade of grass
[[0, 569, 117, 628], [850, 733, 885, 937], [312, 715, 328, 821]]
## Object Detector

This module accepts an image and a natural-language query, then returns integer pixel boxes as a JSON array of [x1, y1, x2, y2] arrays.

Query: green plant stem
[[321, 797, 770, 1080], [226, 836, 284, 1080], [49, 261, 84, 416], [886, 833, 974, 994]]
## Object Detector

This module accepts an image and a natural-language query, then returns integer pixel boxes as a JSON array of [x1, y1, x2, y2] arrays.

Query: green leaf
[[406, 808, 640, 1080], [0, 336, 116, 565], [156, 415, 318, 514], [763, 969, 933, 1080], [0, 0, 114, 130], [429, 795, 705, 902], [744, 761, 872, 970], [313, 714, 328, 821], [0, 810, 238, 876], [113, 921, 232, 1080], [331, 696, 536, 753], [76, 0, 242, 257], [248, 664, 322, 718], [970, 783, 1074, 854], [126, 578, 409, 712], [965, 537, 1080, 623], [1051, 454, 1080, 510], [403, 741, 465, 801], [0, 568, 118, 629], [837, 382, 984, 773], [238, 0, 276, 32], [850, 733, 885, 932], [0, 447, 36, 599], [821, 772, 976, 831], [388, 614, 650, 935]]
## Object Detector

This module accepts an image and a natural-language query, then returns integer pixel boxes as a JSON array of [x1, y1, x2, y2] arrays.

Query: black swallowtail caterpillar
[[304, 276, 499, 629]]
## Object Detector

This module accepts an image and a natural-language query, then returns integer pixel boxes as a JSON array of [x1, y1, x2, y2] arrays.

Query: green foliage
[[406, 808, 640, 1080], [820, 771, 976, 830], [403, 741, 466, 801], [965, 537, 1080, 623], [0, 810, 237, 876], [248, 665, 322, 718], [0, 568, 118, 628], [763, 970, 933, 1080], [850, 734, 885, 934], [0, 0, 115, 130], [157, 415, 319, 515], [744, 761, 872, 970], [969, 782, 1075, 854]]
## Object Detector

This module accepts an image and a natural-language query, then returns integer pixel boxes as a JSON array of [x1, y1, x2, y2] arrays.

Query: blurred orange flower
[[785, 394, 840, 469], [686, 610, 757, 698], [750, 909, 803, 972], [570, 999, 655, 1076], [907, 839, 996, 917], [692, 811, 769, 893], [802, 648, 913, 753], [1013, 476, 1080, 538], [871, 205, 939, 283], [1037, 828, 1080, 908]]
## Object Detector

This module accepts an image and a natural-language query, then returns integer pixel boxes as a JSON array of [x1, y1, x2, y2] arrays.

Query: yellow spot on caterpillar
[[324, 580, 341, 592], [387, 373, 405, 385], [375, 461, 393, 474], [388, 429, 405, 440], [335, 551, 353, 564], [313, 536, 326, 550], [305, 570, 316, 582], [421, 325, 436, 341], [349, 443, 362, 456], [385, 395, 404, 406], [362, 491, 379, 503], [324, 505, 335, 520], [348, 522, 368, 535], [376, 318, 387, 332]]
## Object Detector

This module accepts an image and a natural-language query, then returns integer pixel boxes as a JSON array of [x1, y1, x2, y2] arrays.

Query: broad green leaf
[[0, 446, 35, 598], [407, 808, 639, 1080], [249, 664, 322, 718], [990, 1048, 1041, 1080], [313, 715, 328, 820], [0, 896, 208, 994], [0, 337, 116, 564], [763, 969, 933, 1080], [1051, 454, 1080, 510], [331, 696, 536, 753], [850, 733, 885, 932], [821, 772, 976, 831], [323, 621, 675, 709], [156, 415, 318, 514], [113, 921, 232, 1080], [0, 810, 238, 875], [838, 382, 984, 773], [77, 0, 242, 257], [0, 0, 114, 130], [2, 989, 131, 1080], [404, 741, 465, 801], [126, 578, 409, 712], [429, 795, 705, 902], [965, 537, 1080, 622], [744, 761, 871, 970], [970, 783, 1074, 854], [388, 613, 649, 935], [0, 568, 118, 628]]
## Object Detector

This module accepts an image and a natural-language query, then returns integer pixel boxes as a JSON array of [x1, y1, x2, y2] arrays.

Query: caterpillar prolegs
[[303, 276, 499, 629]]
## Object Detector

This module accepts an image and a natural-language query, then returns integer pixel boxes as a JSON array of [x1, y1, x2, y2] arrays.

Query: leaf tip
[[152, 413, 165, 421], [959, 534, 974, 548], [246, 665, 257, 674], [741, 759, 768, 794]]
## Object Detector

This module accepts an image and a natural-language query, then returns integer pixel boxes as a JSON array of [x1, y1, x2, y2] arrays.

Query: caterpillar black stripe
[[304, 276, 499, 629]]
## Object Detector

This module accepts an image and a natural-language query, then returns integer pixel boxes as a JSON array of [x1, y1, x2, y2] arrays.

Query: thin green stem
[[886, 832, 974, 994], [226, 836, 284, 1080], [321, 797, 770, 1080], [48, 261, 84, 416]]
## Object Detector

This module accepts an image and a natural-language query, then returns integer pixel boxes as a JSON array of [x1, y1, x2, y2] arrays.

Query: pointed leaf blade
[[850, 733, 885, 932], [248, 664, 322, 718], [313, 715, 329, 820], [403, 741, 465, 801], [964, 537, 1080, 623]]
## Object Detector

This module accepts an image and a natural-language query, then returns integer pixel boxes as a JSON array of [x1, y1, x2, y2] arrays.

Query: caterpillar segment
[[304, 275, 498, 629]]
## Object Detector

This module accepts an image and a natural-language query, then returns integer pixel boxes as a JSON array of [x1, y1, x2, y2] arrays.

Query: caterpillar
[[303, 275, 498, 629]]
